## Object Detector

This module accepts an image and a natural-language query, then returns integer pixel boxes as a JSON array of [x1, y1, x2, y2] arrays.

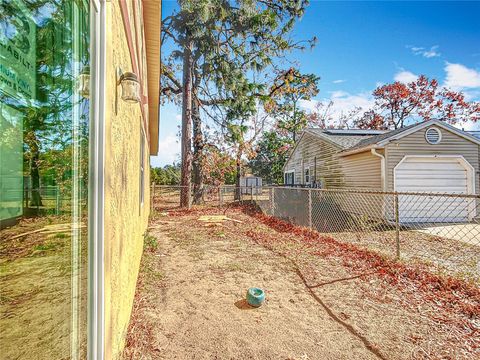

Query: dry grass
[[123, 204, 480, 360]]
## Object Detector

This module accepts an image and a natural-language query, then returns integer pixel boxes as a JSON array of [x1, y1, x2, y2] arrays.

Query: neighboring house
[[240, 175, 263, 194], [284, 120, 480, 222], [0, 1, 160, 359]]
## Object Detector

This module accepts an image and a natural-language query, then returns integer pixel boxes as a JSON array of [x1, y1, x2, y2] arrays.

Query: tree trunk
[[192, 97, 205, 205], [234, 150, 242, 201], [26, 131, 43, 207], [180, 36, 193, 208], [292, 101, 297, 142]]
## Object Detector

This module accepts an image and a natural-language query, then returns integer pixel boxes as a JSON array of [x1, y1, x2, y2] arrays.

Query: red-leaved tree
[[356, 75, 480, 129]]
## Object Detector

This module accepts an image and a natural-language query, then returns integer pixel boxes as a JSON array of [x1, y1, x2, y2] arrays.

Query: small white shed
[[240, 176, 263, 195]]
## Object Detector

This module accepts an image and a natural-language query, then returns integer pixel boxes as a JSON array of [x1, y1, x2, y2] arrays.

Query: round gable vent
[[425, 127, 442, 145]]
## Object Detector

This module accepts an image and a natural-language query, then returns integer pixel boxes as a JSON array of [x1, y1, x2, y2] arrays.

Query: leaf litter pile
[[124, 203, 479, 359]]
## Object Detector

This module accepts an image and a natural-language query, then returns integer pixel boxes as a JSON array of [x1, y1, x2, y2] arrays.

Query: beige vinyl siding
[[284, 133, 344, 187], [385, 126, 480, 193], [340, 150, 382, 189], [337, 150, 384, 219]]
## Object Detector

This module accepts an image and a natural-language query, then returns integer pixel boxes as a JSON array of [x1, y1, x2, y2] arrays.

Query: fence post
[[55, 185, 60, 215], [271, 187, 275, 216], [251, 184, 254, 202], [268, 187, 272, 215], [308, 188, 312, 228], [189, 183, 192, 209], [25, 186, 29, 209], [394, 192, 400, 259], [150, 183, 154, 211]]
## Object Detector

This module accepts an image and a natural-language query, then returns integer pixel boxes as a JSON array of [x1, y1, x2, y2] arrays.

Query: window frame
[[304, 166, 310, 185], [88, 1, 105, 359], [284, 170, 295, 186]]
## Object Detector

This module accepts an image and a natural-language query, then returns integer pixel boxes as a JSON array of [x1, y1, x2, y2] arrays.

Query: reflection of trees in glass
[[0, 2, 90, 358], [1, 0, 90, 209]]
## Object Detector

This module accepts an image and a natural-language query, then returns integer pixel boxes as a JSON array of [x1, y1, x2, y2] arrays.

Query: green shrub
[[143, 233, 158, 252]]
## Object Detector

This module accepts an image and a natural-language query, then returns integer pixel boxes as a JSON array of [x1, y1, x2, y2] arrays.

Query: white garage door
[[394, 156, 474, 223]]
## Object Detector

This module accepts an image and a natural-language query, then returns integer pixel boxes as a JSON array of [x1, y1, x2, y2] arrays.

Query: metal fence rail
[[151, 184, 480, 281]]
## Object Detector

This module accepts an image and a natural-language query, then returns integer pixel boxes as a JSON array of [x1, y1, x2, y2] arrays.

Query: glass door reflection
[[0, 1, 91, 359]]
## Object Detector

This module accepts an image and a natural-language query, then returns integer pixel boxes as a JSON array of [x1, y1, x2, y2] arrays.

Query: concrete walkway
[[417, 223, 480, 247]]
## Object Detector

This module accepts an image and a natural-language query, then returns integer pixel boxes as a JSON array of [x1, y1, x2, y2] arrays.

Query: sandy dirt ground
[[123, 205, 479, 360]]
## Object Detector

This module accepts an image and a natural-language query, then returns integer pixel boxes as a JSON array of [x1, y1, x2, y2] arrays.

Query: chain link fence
[[151, 184, 480, 281], [1, 186, 76, 217]]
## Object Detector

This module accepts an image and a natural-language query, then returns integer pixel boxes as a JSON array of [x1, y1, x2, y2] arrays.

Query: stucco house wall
[[102, 1, 159, 358]]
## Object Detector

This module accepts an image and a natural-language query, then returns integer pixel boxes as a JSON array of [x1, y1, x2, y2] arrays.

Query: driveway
[[416, 223, 480, 247]]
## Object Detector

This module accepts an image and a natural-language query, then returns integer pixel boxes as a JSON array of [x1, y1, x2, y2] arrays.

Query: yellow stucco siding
[[103, 1, 150, 359]]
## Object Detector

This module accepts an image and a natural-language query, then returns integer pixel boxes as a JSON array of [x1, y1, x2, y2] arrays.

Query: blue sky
[[152, 1, 480, 166]]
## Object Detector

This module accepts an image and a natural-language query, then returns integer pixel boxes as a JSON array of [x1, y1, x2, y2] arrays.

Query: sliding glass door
[[0, 1, 94, 358]]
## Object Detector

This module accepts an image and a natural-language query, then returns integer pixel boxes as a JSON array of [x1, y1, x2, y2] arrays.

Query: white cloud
[[175, 114, 182, 120], [444, 62, 480, 90], [457, 121, 480, 131], [394, 70, 418, 84], [423, 47, 441, 58], [327, 91, 375, 113], [299, 91, 375, 127], [408, 45, 441, 58], [332, 79, 346, 84], [331, 90, 350, 98], [410, 46, 423, 52], [298, 99, 318, 112], [150, 133, 180, 166]]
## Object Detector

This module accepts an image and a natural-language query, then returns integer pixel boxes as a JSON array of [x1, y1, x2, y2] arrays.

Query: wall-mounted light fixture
[[118, 69, 140, 103], [77, 66, 90, 99], [116, 68, 141, 114]]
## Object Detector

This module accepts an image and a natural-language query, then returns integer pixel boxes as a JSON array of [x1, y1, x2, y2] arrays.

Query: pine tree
[[161, 0, 314, 207]]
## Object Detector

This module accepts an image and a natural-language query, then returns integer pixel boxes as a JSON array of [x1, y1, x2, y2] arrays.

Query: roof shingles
[[342, 122, 420, 152], [301, 120, 479, 155], [305, 129, 381, 149]]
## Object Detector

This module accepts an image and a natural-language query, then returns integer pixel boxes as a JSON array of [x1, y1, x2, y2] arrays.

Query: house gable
[[341, 120, 480, 157], [385, 124, 480, 192], [283, 132, 344, 187], [378, 120, 480, 147]]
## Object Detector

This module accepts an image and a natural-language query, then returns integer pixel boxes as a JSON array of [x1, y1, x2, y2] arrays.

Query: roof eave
[[375, 119, 480, 147], [282, 131, 307, 173], [304, 129, 347, 150], [342, 119, 480, 155], [339, 145, 383, 157], [143, 0, 161, 155]]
